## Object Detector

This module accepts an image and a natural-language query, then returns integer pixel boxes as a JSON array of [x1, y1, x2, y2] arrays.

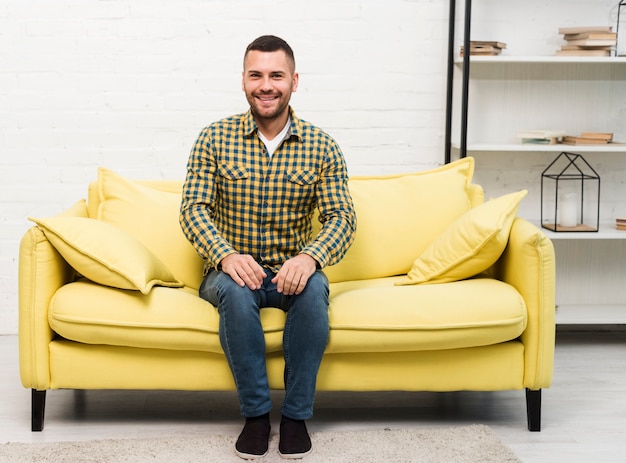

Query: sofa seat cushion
[[49, 281, 287, 354], [326, 277, 527, 354], [49, 277, 525, 356]]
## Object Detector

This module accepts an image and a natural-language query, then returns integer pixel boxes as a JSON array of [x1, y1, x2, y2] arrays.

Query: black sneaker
[[235, 413, 271, 460], [278, 415, 312, 459]]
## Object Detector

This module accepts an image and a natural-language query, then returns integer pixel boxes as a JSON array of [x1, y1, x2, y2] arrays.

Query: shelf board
[[530, 222, 626, 240], [451, 143, 626, 153], [455, 56, 626, 65], [556, 304, 626, 325]]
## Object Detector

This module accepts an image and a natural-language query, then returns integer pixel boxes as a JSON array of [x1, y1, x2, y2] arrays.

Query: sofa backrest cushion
[[95, 168, 204, 290], [322, 157, 476, 283], [88, 158, 478, 288]]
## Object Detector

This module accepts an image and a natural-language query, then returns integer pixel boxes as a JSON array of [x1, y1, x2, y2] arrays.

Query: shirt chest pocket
[[217, 164, 251, 203], [217, 164, 250, 180], [286, 170, 318, 186], [218, 164, 249, 180], [284, 170, 318, 210]]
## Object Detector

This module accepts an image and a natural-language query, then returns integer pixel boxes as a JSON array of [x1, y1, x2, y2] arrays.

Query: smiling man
[[180, 35, 356, 460]]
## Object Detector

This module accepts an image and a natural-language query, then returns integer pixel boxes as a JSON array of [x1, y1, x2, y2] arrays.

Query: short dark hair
[[244, 35, 295, 71]]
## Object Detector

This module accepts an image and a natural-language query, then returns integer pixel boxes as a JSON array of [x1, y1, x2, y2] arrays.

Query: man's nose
[[259, 77, 273, 91]]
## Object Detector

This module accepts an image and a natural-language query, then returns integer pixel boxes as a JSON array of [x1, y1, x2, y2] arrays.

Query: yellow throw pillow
[[96, 167, 204, 289], [29, 216, 183, 294], [398, 190, 528, 285]]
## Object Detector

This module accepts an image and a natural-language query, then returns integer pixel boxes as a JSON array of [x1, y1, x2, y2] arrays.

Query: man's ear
[[292, 72, 299, 92]]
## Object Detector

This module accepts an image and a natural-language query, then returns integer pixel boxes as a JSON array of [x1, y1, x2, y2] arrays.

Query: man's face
[[242, 50, 298, 123]]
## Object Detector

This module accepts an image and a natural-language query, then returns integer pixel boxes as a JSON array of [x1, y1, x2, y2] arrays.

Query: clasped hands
[[219, 253, 317, 295]]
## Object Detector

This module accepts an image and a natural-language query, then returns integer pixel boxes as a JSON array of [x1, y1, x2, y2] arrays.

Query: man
[[179, 35, 356, 460]]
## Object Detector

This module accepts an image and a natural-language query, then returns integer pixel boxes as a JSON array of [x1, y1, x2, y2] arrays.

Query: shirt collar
[[244, 107, 303, 142]]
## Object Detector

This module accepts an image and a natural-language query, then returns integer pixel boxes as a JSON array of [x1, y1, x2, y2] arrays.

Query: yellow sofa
[[18, 157, 555, 432]]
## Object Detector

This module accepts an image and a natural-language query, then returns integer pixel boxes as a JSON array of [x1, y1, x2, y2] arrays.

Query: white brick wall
[[5, 1, 622, 334], [0, 0, 450, 333]]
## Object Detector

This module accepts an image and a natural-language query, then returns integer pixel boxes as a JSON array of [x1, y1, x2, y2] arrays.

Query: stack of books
[[562, 132, 613, 145], [516, 129, 566, 145], [616, 218, 626, 231], [460, 41, 506, 56], [556, 26, 616, 56]]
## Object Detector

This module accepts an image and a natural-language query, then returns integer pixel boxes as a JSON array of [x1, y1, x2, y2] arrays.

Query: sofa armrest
[[493, 217, 556, 390], [18, 226, 77, 390]]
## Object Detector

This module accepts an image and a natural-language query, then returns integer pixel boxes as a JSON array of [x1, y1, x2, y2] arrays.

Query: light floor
[[1, 329, 625, 463]]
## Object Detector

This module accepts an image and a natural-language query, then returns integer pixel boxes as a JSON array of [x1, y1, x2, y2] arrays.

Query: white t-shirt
[[258, 117, 291, 157]]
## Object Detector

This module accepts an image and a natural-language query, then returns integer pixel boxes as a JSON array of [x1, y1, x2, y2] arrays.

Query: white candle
[[559, 192, 578, 227]]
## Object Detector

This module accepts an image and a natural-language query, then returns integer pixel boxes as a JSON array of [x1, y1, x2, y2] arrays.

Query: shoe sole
[[278, 448, 312, 460], [235, 448, 269, 460]]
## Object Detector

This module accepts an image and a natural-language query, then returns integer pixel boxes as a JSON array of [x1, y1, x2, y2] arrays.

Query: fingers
[[220, 254, 318, 295], [271, 254, 317, 295], [220, 254, 266, 290], [273, 267, 306, 295]]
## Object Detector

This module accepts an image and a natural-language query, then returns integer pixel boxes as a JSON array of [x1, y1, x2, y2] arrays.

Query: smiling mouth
[[256, 95, 278, 102]]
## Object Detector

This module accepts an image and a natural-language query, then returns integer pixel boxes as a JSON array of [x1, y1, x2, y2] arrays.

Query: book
[[521, 138, 560, 144], [562, 135, 609, 145], [563, 32, 617, 41], [517, 130, 565, 145], [461, 45, 502, 54], [560, 44, 612, 51], [564, 38, 617, 47], [460, 41, 506, 57], [516, 129, 566, 139], [556, 49, 611, 56], [581, 132, 613, 141], [558, 26, 613, 35], [470, 41, 507, 49]]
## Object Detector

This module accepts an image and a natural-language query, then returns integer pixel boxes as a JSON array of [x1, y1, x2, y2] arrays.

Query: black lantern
[[541, 152, 600, 232]]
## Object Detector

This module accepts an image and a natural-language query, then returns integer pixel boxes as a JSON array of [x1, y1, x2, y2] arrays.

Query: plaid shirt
[[180, 108, 356, 274]]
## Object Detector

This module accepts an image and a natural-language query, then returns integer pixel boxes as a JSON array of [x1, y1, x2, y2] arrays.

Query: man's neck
[[255, 112, 290, 140]]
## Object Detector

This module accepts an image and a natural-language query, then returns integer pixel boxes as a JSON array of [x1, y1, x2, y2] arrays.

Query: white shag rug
[[0, 424, 521, 463]]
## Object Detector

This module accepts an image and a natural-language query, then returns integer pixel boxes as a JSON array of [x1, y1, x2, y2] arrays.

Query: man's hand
[[220, 254, 266, 290], [272, 254, 318, 296]]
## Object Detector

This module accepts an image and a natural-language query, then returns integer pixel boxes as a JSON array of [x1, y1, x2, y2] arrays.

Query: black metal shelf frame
[[444, 0, 471, 163]]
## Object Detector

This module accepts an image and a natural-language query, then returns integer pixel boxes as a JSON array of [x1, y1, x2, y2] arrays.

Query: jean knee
[[199, 270, 254, 309], [302, 271, 329, 306]]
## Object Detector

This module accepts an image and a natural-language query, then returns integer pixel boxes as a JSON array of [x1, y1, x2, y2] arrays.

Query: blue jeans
[[199, 269, 330, 420]]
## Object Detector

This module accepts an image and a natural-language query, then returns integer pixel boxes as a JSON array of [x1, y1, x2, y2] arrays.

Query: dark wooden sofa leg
[[32, 389, 46, 432], [526, 388, 541, 431]]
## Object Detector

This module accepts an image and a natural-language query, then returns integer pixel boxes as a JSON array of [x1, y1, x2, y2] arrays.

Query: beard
[[246, 90, 291, 123]]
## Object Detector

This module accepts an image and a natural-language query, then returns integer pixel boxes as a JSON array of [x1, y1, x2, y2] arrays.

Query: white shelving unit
[[446, 3, 626, 325], [451, 143, 626, 153], [536, 223, 626, 240], [451, 57, 626, 149], [533, 223, 626, 325]]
